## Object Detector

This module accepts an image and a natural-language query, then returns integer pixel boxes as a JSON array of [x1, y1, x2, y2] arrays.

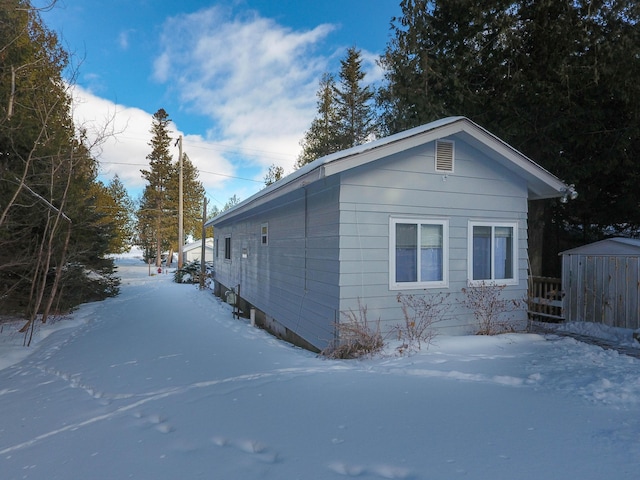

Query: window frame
[[467, 220, 518, 286], [389, 217, 449, 290], [224, 235, 232, 261], [261, 223, 269, 246]]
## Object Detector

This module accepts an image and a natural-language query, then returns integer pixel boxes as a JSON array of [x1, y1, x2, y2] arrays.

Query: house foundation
[[213, 280, 321, 353]]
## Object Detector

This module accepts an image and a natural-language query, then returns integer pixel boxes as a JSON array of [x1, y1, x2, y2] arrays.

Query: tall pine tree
[[139, 108, 175, 265], [296, 73, 342, 168], [297, 47, 377, 167], [334, 46, 376, 149], [137, 110, 205, 262]]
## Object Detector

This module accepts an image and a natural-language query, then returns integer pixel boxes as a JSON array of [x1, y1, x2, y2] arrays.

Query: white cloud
[[70, 86, 236, 200], [68, 6, 384, 209], [153, 6, 336, 172]]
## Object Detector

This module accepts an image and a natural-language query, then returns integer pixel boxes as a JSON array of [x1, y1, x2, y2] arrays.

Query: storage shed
[[561, 238, 640, 329], [183, 238, 214, 263]]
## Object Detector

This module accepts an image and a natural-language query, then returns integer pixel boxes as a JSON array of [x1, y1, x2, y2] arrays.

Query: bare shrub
[[394, 292, 449, 353], [321, 300, 385, 359], [461, 281, 522, 335]]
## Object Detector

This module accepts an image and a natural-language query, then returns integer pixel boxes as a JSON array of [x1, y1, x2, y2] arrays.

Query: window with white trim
[[390, 218, 449, 289], [468, 221, 517, 285], [224, 236, 231, 260], [261, 223, 268, 245]]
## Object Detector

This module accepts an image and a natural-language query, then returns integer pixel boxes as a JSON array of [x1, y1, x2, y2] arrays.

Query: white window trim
[[389, 217, 449, 290], [261, 222, 268, 245], [467, 220, 518, 286]]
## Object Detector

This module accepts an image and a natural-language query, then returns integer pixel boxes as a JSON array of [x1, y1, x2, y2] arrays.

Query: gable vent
[[435, 140, 454, 172]]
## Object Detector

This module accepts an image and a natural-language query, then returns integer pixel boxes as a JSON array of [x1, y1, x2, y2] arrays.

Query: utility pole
[[200, 195, 207, 290], [176, 135, 184, 269]]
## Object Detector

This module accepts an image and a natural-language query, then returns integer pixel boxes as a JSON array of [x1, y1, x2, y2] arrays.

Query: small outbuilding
[[183, 238, 214, 263], [561, 237, 640, 330], [207, 117, 571, 351]]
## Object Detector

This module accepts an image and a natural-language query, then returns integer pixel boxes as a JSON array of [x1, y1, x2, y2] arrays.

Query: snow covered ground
[[1, 258, 639, 479]]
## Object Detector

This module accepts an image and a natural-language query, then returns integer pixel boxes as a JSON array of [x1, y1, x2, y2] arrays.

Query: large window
[[390, 218, 448, 289], [468, 221, 517, 285]]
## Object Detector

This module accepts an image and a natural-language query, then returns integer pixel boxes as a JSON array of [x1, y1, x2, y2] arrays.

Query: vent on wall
[[435, 140, 454, 172]]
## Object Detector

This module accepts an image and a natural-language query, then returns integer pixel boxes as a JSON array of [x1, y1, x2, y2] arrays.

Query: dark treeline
[[300, 0, 639, 275], [0, 1, 124, 343]]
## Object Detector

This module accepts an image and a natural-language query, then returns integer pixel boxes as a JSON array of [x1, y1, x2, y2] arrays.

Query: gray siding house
[[206, 117, 570, 351]]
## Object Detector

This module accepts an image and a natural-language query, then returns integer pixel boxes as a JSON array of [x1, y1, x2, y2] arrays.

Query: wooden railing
[[528, 276, 564, 322]]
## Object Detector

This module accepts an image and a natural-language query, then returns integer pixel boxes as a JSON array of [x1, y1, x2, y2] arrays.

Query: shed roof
[[560, 237, 640, 256], [182, 238, 214, 253], [206, 116, 570, 227]]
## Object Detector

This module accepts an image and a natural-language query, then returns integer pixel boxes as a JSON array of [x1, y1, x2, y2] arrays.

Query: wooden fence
[[528, 276, 564, 322]]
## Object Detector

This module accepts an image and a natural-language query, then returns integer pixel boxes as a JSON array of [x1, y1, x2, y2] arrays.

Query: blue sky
[[40, 0, 402, 209]]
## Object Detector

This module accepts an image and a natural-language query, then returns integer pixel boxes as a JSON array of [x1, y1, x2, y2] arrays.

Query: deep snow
[[1, 257, 639, 479]]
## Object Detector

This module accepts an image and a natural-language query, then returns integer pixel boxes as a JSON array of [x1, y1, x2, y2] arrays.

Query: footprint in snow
[[328, 461, 414, 479], [134, 412, 174, 434], [211, 436, 279, 464]]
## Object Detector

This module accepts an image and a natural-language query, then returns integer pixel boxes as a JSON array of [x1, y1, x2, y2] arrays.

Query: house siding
[[336, 135, 529, 335], [213, 178, 341, 349]]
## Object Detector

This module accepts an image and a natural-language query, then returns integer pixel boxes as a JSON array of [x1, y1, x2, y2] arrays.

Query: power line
[[99, 161, 263, 183], [111, 133, 295, 161]]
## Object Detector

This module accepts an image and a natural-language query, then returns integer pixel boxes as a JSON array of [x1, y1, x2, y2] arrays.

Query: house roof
[[560, 237, 640, 256], [182, 238, 214, 253], [206, 116, 570, 227]]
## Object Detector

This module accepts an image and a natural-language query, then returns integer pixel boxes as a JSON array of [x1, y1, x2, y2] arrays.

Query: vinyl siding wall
[[337, 134, 530, 335], [214, 178, 341, 349]]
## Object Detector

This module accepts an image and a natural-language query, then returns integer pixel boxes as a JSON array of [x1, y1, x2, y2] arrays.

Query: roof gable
[[207, 117, 570, 226]]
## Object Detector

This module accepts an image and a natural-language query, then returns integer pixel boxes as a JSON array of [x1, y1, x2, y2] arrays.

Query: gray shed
[[561, 238, 640, 329]]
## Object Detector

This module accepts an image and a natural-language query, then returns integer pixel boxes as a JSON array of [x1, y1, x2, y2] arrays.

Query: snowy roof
[[560, 237, 640, 256], [182, 238, 214, 253], [206, 116, 570, 227]]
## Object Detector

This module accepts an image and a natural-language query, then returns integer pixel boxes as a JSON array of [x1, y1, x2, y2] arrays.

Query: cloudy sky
[[40, 0, 401, 209]]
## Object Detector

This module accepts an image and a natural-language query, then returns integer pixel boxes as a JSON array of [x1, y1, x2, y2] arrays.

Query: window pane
[[421, 224, 443, 281], [224, 237, 231, 260], [472, 226, 491, 280], [396, 223, 417, 282], [494, 227, 513, 279]]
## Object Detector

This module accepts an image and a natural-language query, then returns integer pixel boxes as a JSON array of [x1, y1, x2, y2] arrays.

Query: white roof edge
[[206, 116, 568, 226]]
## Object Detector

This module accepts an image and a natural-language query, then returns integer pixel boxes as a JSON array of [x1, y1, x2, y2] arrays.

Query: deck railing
[[528, 276, 564, 322]]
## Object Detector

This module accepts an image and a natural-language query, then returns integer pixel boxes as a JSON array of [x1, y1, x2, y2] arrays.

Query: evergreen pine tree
[[139, 108, 175, 265], [0, 0, 119, 324], [296, 73, 341, 168], [334, 46, 376, 149]]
